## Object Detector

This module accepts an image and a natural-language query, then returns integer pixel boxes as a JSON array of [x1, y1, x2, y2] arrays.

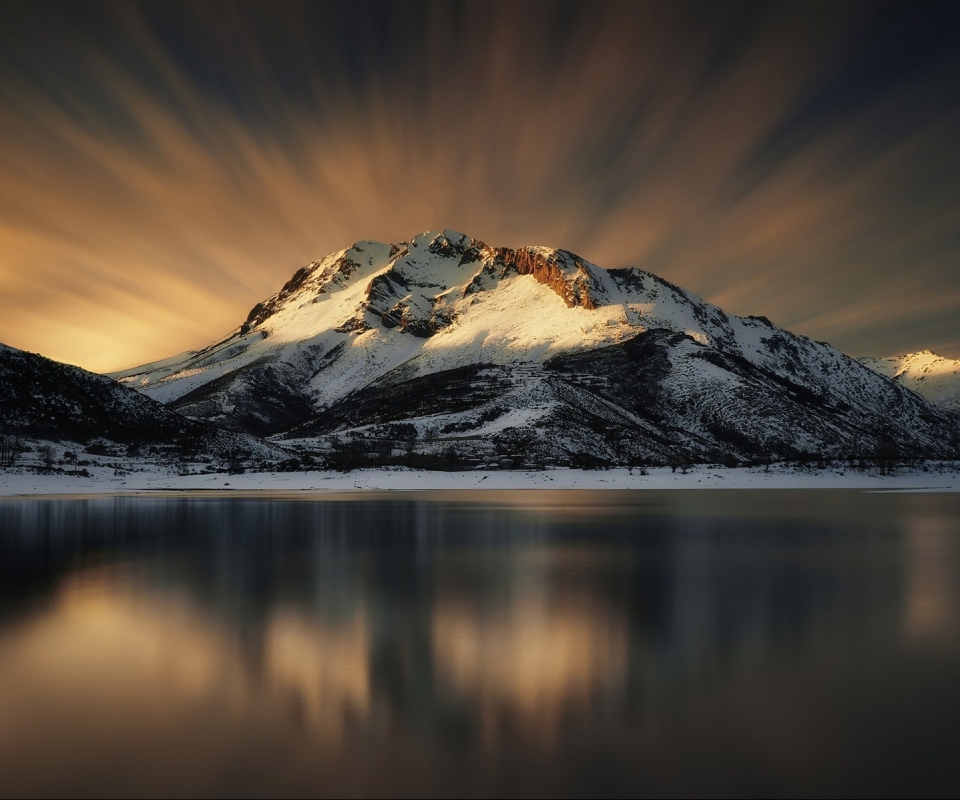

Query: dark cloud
[[0, 0, 958, 371]]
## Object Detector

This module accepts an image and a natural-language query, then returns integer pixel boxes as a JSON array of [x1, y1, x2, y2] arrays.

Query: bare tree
[[38, 444, 56, 471], [63, 450, 78, 476], [0, 433, 18, 468], [872, 442, 900, 476]]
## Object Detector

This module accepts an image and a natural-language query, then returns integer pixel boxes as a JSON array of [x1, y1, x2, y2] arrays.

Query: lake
[[0, 490, 959, 797]]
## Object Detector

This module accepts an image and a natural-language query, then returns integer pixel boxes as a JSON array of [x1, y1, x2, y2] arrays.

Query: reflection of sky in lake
[[0, 491, 958, 796], [904, 516, 959, 641]]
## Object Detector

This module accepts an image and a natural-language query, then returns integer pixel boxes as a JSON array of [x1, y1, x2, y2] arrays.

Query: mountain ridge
[[0, 342, 279, 462], [111, 230, 960, 465], [859, 351, 960, 413]]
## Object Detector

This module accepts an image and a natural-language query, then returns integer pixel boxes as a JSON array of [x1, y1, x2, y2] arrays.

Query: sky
[[0, 1, 958, 373]]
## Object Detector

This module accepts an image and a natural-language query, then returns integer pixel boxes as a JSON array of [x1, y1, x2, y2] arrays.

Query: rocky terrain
[[0, 343, 279, 467], [111, 231, 960, 468]]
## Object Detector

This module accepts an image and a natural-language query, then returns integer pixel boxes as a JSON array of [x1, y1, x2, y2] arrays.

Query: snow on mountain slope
[[0, 342, 279, 460], [113, 231, 960, 462], [112, 231, 809, 413], [859, 351, 960, 413], [111, 348, 200, 387]]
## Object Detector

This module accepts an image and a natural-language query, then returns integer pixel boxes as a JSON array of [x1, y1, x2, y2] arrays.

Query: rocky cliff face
[[494, 246, 601, 309], [237, 234, 607, 341], [112, 231, 960, 464]]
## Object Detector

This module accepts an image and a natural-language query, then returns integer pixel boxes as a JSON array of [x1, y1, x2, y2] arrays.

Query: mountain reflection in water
[[0, 491, 959, 797]]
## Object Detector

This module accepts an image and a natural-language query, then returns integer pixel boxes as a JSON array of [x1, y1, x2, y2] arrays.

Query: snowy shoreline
[[2, 464, 960, 497]]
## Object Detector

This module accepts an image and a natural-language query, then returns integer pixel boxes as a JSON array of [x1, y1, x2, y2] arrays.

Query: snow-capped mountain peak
[[859, 351, 960, 412], [111, 232, 960, 462], [117, 230, 775, 396]]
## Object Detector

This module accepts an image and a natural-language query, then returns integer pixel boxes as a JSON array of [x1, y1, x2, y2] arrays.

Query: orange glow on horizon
[[1, 3, 958, 371]]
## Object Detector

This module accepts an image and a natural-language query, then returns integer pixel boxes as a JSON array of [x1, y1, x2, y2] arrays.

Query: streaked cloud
[[0, 1, 958, 371]]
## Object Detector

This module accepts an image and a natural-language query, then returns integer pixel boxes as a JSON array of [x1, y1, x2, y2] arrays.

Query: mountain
[[114, 231, 960, 465], [0, 343, 274, 460], [859, 351, 960, 414]]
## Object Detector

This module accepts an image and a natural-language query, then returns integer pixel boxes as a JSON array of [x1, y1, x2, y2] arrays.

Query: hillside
[[113, 231, 960, 465], [0, 343, 276, 461], [859, 351, 960, 413]]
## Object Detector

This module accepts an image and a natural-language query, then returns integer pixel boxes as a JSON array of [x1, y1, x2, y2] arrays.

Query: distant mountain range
[[859, 351, 960, 414], [98, 230, 959, 466]]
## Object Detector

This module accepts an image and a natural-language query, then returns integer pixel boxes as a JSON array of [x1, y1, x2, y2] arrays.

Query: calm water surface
[[1, 490, 959, 798]]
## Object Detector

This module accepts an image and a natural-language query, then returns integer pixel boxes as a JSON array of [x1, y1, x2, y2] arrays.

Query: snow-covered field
[[2, 464, 959, 497]]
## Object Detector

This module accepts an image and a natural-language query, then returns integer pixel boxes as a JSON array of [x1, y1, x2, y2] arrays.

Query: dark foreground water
[[1, 490, 959, 798]]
